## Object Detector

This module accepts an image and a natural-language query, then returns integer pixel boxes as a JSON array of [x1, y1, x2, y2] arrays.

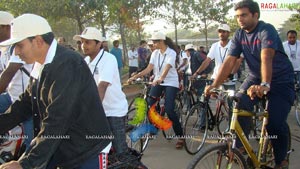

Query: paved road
[[123, 80, 300, 169], [137, 102, 300, 169]]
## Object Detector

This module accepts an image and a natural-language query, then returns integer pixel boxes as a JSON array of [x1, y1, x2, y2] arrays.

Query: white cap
[[147, 40, 153, 45], [185, 44, 194, 50], [149, 32, 166, 40], [0, 13, 52, 46], [0, 11, 14, 25], [73, 27, 104, 42], [218, 24, 230, 32]]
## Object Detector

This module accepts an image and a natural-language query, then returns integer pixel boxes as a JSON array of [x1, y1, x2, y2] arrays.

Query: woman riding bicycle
[[128, 32, 184, 149]]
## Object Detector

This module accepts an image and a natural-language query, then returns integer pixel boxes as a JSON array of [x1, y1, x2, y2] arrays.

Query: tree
[[288, 2, 300, 31], [181, 0, 232, 49]]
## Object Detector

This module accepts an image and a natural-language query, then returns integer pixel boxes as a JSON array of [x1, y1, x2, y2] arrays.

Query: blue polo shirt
[[228, 21, 293, 84], [110, 47, 123, 68]]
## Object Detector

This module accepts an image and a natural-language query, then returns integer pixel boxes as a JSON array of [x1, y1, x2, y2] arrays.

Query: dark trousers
[[236, 76, 294, 165], [129, 66, 138, 78], [147, 85, 183, 136]]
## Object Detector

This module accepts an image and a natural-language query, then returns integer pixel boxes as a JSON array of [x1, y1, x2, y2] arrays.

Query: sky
[[143, 0, 299, 34]]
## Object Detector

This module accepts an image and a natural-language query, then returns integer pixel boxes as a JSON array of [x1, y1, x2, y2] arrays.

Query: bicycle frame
[[229, 108, 269, 168]]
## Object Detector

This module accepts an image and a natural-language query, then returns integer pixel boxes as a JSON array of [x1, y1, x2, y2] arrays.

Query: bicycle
[[0, 125, 26, 164], [293, 71, 300, 126], [183, 79, 234, 155], [187, 93, 293, 169], [125, 78, 183, 153]]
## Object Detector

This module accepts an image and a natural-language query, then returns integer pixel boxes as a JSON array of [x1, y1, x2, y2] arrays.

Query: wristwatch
[[260, 82, 270, 88]]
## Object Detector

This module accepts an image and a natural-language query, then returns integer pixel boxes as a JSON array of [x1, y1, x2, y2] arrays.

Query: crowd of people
[[0, 0, 299, 168]]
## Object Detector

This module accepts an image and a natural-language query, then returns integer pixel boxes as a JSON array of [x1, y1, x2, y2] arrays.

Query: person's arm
[[177, 58, 187, 71], [0, 79, 32, 135], [98, 81, 109, 101], [192, 57, 211, 77], [247, 48, 273, 99], [204, 56, 238, 96], [0, 62, 23, 93], [231, 57, 244, 74], [154, 64, 171, 85], [260, 48, 273, 84], [18, 61, 86, 168]]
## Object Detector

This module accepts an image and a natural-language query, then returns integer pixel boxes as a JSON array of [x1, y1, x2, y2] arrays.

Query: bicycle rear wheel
[[183, 103, 208, 155], [187, 143, 247, 169]]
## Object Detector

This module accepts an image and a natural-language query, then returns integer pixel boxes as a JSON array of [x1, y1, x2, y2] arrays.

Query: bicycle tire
[[216, 103, 230, 135], [126, 108, 150, 153], [162, 98, 183, 140], [183, 103, 208, 155], [187, 143, 247, 169]]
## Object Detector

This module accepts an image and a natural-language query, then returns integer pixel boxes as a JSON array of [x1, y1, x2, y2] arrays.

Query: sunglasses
[[152, 40, 161, 44]]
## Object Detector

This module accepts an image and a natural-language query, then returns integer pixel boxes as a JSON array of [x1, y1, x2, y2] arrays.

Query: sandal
[[175, 139, 185, 149], [274, 160, 289, 169]]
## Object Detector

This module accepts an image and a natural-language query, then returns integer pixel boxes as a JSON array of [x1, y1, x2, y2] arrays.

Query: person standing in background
[[110, 40, 123, 80], [128, 45, 138, 78]]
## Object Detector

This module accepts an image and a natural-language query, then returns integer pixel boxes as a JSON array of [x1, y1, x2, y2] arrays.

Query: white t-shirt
[[85, 49, 128, 117], [128, 49, 138, 67], [283, 40, 300, 71], [208, 40, 232, 79], [149, 48, 179, 88], [0, 46, 32, 102], [178, 50, 188, 71]]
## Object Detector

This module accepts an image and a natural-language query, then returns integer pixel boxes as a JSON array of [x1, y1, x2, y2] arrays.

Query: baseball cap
[[0, 11, 14, 25], [149, 32, 166, 40], [147, 40, 153, 45], [218, 24, 230, 32], [73, 27, 104, 42], [185, 44, 194, 50], [0, 13, 52, 46]]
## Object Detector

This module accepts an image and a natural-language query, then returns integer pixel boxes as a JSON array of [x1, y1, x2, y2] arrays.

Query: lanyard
[[92, 50, 105, 76], [219, 47, 228, 63], [158, 53, 166, 72], [288, 43, 298, 59]]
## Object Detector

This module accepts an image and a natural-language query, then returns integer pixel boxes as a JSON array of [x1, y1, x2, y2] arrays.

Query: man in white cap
[[0, 11, 33, 152], [73, 27, 147, 169], [0, 14, 111, 169], [191, 23, 243, 130]]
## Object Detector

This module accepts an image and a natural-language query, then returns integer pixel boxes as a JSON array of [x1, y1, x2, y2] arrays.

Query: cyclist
[[74, 27, 147, 169], [0, 14, 112, 169], [128, 32, 184, 149], [205, 1, 294, 168]]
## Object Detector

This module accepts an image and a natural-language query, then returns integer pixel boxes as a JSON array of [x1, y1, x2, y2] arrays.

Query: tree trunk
[[119, 22, 128, 66]]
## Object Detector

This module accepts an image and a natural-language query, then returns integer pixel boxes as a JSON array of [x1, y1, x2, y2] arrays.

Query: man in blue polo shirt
[[205, 0, 294, 168]]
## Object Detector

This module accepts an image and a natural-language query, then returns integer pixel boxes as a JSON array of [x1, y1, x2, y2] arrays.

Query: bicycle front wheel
[[184, 103, 208, 154], [126, 108, 150, 153], [187, 143, 247, 169]]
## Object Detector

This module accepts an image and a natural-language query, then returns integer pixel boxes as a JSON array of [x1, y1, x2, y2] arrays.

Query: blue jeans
[[0, 93, 12, 113], [0, 93, 33, 150], [147, 85, 183, 136], [107, 116, 128, 154], [237, 76, 294, 165]]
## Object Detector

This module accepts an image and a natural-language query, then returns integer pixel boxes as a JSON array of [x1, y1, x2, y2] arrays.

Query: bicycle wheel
[[162, 98, 183, 140], [183, 103, 208, 155], [187, 143, 247, 169], [216, 103, 230, 135], [126, 107, 150, 153]]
